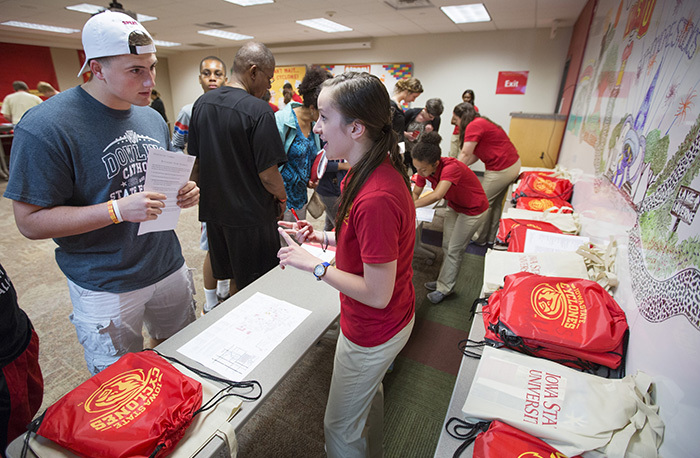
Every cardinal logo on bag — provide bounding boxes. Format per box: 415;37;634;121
527;198;554;211
532;177;557;195
530;282;587;330
84;367;163;431
517;453;568;458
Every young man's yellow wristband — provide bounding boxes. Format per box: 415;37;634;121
107;200;121;224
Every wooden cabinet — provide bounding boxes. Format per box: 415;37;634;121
508;113;567;169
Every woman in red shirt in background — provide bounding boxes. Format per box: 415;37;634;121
412;132;489;304
277;72;415;457
449;89;478;158
453;102;521;246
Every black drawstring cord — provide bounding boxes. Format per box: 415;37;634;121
445;417;490;458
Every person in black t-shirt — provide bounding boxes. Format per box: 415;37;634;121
189;42;287;292
0;261;43;456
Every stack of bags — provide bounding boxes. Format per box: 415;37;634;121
449;167;664;457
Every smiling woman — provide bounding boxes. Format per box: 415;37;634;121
277;72;416;457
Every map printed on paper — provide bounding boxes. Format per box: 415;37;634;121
177;292;311;381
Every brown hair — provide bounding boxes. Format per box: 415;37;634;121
453;102;502;148
322;72;409;237
394;78;423;95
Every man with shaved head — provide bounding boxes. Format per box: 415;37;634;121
189;42;287;292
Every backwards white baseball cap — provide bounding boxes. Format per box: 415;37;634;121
77;11;156;77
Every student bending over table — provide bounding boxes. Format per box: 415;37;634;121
277;72;416;458
453;102;521;245
412;132;489;304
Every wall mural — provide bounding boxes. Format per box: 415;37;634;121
560;0;700;329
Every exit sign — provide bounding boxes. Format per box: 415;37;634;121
496;71;529;95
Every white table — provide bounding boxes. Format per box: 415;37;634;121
7;265;340;458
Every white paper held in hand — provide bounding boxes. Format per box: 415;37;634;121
137;147;195;235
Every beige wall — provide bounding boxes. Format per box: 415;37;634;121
49;47;83;93
167;27;572;159
43;27;571;153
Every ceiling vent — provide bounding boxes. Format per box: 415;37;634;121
384;0;433;10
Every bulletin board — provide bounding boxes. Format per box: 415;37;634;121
271;65;307;108
315;63;413;100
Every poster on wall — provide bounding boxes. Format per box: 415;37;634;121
315;63;413;104
495;71;529;95
559;0;700;332
271;65;306;110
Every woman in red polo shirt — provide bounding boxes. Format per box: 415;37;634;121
453;102;521;245
277;72;415;457
412;132;489;303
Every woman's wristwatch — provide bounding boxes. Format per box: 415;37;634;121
313;262;331;281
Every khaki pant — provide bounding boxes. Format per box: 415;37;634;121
475;158;521;244
324;318;414;458
436;207;487;295
449;133;461;158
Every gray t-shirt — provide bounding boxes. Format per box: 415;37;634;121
4;86;184;293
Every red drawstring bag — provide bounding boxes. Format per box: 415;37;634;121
475;421;581;458
516;196;574;213
34;351;202;458
512;173;574;202
519;170;554;179
482;272;628;371
495;218;563;251
445;419;581;458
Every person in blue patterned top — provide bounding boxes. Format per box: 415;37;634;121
275;66;333;221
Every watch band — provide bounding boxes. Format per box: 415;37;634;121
314;262;331;281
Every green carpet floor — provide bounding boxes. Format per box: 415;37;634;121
382;252;485;456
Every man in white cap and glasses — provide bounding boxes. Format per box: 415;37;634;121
4;11;199;375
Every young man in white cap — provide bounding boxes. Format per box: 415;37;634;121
4;11;199;375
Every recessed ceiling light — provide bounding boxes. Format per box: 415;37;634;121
296;18;352;33
153;39;181;47
223;0;274;5
65;4;157;22
0;21;80;34
198;29;253;41
440;4;491;24
65;3;104;14
135;14;157;22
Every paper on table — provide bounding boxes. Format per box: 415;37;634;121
416;207;435;222
177;292;311;381
302;243;336;263
138;147;195;235
522;228;589;253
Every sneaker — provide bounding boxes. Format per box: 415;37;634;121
216;293;230;304
424;281;437;291
202;301;218;315
427;291;447;304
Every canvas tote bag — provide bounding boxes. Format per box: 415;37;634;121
462;347;664;458
503;207;581;234
482;250;589;296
